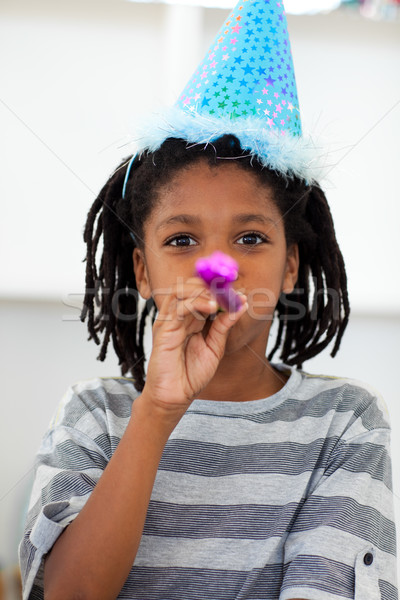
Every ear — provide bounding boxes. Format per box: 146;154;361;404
282;243;299;294
133;248;152;300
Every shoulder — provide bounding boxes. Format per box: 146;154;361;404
49;376;141;432
279;364;391;437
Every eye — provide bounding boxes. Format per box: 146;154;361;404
166;234;197;247
236;232;269;245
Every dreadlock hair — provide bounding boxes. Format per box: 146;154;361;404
81;135;350;392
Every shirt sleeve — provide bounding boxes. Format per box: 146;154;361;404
18;385;111;600
280;388;398;600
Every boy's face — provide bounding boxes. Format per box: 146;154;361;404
133;161;298;357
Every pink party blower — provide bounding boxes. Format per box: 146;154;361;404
195;251;242;313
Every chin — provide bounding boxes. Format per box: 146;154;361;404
226;319;272;355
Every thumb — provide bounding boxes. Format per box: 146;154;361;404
205;295;248;358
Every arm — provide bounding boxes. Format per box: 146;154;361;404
280;390;396;600
44;394;182;600
43;279;247;600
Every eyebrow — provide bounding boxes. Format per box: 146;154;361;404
157;213;277;229
233;213;277;228
157;214;202;229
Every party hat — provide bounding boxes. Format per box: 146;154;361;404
130;0;323;183
177;0;301;136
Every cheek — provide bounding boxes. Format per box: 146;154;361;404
247;288;280;320
246;277;281;318
145;264;185;309
245;255;288;318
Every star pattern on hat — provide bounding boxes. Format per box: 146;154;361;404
177;0;301;137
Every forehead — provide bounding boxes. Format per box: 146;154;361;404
150;162;279;221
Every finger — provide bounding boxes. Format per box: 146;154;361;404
184;276;208;287
176;295;218;321
217;293;248;327
175;280;215;303
155;287;217;321
204;294;248;354
152;295;218;351
154;280;213;314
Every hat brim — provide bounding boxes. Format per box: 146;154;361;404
129;107;327;184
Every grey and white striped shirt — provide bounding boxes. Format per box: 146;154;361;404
19;364;397;600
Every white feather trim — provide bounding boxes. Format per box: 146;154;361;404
127;107;330;183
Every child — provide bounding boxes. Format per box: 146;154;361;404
19;1;397;599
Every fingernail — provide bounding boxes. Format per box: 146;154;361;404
240;301;249;312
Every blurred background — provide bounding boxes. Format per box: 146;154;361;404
1;0;399;597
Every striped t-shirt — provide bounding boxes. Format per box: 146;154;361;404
19;364;397;600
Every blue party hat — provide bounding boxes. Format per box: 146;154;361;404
177;0;301;136
131;0;323;182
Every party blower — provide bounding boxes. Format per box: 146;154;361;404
195;251;242;313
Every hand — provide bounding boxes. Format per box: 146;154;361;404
142;276;248;415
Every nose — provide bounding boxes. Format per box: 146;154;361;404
202;235;237;261
195;249;241;287
195;237;243;284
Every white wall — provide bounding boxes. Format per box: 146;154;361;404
1;0;399;582
1;1;399;310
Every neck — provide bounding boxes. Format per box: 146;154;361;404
196;344;288;402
